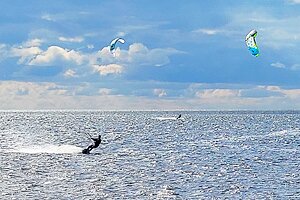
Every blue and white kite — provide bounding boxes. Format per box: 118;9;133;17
109;38;125;54
245;29;259;57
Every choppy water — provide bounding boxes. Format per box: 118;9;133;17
0;111;300;199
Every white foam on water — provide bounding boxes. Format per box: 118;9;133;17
157;185;180;198
10;144;83;154
268;129;300;137
154;117;184;121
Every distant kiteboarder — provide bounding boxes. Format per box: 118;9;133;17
176;114;182;120
82;135;101;154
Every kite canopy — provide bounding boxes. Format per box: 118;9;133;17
110;38;125;54
245;29;259;57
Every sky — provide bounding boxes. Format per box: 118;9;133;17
1;0;300;110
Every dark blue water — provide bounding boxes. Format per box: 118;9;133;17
1;111;299;199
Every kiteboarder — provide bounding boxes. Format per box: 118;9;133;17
82;135;101;154
176;114;182;119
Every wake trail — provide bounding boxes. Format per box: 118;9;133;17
7;144;83;154
154;117;184;121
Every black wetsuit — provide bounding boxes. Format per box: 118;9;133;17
87;136;101;151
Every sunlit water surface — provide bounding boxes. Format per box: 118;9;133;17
1;111;299;199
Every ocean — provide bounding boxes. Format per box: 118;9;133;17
1;111;299;199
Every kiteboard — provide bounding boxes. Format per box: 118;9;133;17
82;148;90;154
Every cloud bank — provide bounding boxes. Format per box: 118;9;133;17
1;81;300;110
4;41;182;79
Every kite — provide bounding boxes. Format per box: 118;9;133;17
109;38;125;54
245;29;259;57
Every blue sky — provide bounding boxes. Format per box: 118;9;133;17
1;0;300;110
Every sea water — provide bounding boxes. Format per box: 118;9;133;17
0;111;299;199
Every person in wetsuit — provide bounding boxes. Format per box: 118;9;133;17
87;135;101;152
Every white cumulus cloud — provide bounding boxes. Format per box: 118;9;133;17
193;28;222;35
41;14;56;21
153;88;167;97
6;40;182;79
87;44;94;49
98;88;112;95
287;0;300;4
0;44;10;61
29;46;84;66
11;46;43;64
91;43;183;76
23;38;44;47
93;64;124;76
196;89;240;99
270;62;286;68
118;43;183;67
58;36;84;43
63;69;78;78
